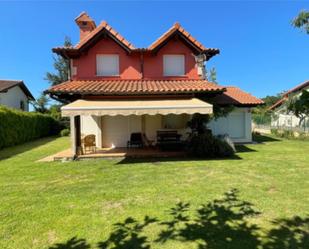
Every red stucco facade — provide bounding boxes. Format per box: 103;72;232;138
72;37;199;80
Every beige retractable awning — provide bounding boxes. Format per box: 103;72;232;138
61;98;212;116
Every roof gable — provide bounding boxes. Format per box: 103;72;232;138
269;80;309;110
53;16;219;60
148;22;219;58
149;23;205;52
75;21;136;52
0;80;34;100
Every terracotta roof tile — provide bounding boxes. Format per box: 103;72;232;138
148;22;218;53
53;21;219;59
284;80;309;96
268;80;309;110
213;86;264;106
75;21;135;50
268;97;287;111
46;79;224;95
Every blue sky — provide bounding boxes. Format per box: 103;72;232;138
1;1;308;100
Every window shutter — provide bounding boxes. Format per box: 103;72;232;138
96;55;119;76
163;55;185;76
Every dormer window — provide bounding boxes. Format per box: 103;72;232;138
163;55;185;76
96;54;119;76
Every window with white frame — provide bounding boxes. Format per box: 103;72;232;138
96;54;119;76
163;54;185;76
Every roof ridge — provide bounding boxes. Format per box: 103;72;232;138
53;21;219;60
0;79;23;82
268;79;309;110
285;79;309;95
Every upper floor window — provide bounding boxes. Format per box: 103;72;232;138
96;54;119;76
163;55;185;76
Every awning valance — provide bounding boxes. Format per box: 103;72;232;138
61;98;213;116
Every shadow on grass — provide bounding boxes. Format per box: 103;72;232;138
49;237;90;249
116;154;242;165
48;189;309;249
253;134;281;143
236;145;257;153
0;136;57;160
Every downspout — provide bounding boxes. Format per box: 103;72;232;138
63;51;71;80
140;51;144;79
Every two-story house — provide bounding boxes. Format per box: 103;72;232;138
45;12;263;157
0;80;34;111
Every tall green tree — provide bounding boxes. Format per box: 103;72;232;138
287;90;309;127
209;67;217;83
31;93;49;113
45;37;72;86
292;10;309;34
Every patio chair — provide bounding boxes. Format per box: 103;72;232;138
142;133;155;147
82;134;96;154
127;133;143;148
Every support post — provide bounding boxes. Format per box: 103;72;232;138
70;115;81;158
75;115;81;156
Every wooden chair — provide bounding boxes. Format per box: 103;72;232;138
82;134;96;154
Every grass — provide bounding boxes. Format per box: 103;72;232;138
0;135;308;248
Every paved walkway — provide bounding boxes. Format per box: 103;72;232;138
37;149;73;162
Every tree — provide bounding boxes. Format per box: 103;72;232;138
292;10;309;34
31;93;49;113
45;36;72;86
287;90;309;127
208;67;217;83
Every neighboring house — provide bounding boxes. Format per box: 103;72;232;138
45;12;263;156
269;80;309;128
0;80;34;111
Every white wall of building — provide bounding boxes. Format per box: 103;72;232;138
101;115;142;147
144;115;162;142
271;86;309;128
271;112;301;128
0;86;29;111
208;108;252;143
80;115;102;148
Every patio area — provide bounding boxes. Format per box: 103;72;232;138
39;147;186;162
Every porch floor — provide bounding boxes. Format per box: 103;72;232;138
79;147;186;159
40;147;186;161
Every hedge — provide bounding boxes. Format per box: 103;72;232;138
0;106;62;149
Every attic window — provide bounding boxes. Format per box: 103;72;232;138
82;21;88;26
163;55;185;76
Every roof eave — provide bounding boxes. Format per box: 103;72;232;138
45;88;225;96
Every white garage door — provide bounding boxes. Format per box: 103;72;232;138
228;112;245;139
102;115;142;148
208;109;248;141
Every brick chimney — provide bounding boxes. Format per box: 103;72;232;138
75;12;96;41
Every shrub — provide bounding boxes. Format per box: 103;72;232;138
187;133;235;158
0;106;61;149
271;128;279;136
283;130;294;138
60;128;70;137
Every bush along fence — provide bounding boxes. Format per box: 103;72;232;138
0;106;62;149
270;128;309;140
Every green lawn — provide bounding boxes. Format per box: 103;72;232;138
0;135;308;249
